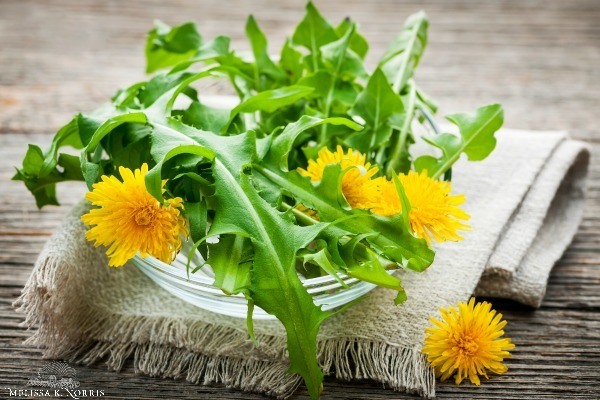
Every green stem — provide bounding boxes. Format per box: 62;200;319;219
281;202;319;226
310;22;319;72
369;86;381;150
385;81;416;177
319;24;355;143
392;21;420;93
319;85;335;143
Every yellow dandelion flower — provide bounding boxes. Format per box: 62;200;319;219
81;163;188;267
371;170;470;243
422;298;515;385
298;146;379;209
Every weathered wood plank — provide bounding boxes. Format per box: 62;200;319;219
0;0;599;398
0;0;599;134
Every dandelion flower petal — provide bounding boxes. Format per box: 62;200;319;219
81;163;188;267
372;170;470;243
423;298;515;385
298;145;379;209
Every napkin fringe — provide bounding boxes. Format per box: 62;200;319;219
15;247;435;399
319;339;435;397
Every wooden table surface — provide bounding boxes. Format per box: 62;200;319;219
1;0;599;398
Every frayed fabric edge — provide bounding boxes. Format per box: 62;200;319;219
14;240;435;399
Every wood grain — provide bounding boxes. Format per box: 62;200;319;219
0;0;599;399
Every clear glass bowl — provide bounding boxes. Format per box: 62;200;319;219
132;242;377;320
133;106;440;320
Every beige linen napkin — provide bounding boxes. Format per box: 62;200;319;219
475;140;590;305
15;130;590;399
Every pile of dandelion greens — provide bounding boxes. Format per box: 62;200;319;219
14;3;504;398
